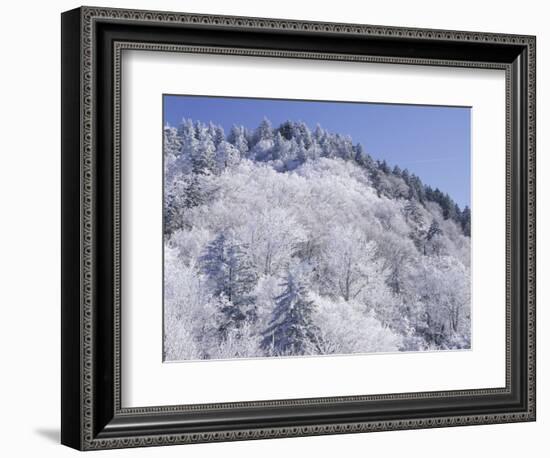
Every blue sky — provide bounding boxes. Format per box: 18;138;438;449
164;95;471;208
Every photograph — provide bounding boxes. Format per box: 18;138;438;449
56;3;537;452
162;95;472;362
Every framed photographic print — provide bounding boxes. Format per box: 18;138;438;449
61;6;536;450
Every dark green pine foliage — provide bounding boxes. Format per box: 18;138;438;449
401;168;410;185
378;159;390;174
409;175;425;203
461;206;471;236
370;168;382;197
261;271;320;356
427;219;443;241
200;234;257;336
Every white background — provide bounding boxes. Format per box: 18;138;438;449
0;0;546;457
123;52;506;406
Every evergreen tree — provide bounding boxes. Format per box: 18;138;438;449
424;185;434;202
280;138;299;169
409;175;425;203
163;124;184;183
378;160;391;174
425;219;444;255
454;203;461;221
277;120;294;141
207;121;225;146
296;139;308;163
182;124;217;208
163;174;188;235
313;124;325;143
178;119;198;157
254;117;274;143
261;269;320;356
297;121;313;148
370;168;382;197
404;201;427;253
354;143;367;167
184;175;204;208
163;125;182;159
439;193;455;220
335;134;354;160
271;132;288;161
227;125;249;157
404;200;424;225
318;132;333;158
216;140;240;169
461;206;471;236
191;131;216;175
355;144;376;173
401;168;410;185
427;219;443;241
200;234;258;336
407;185;418;201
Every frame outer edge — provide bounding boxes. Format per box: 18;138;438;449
526;36;536;421
80;6;96;451
61;7;85;451
70;6;536;450
80;5;535;43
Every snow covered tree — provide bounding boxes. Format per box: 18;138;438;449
322;227;384;302
379;233;415;295
440;193;455;220
409;175;425;203
207;121;225;146
164;173;189;234
261;268;320;356
378;159;390;174
354;143;374;171
227;125;249;157
177;126;217;209
370;168;383;197
254;117;274;143
164;125;181;164
250;118;275;161
236;206;307;277
200;234;258;336
425;219;444;255
163;248;218;360
271;132;290;162
191;126;217;175
311;294;402;354
404;200;428;253
412;255;470;348
461;206;471;236
178;119;197;156
296;139;309;164
216;140;241;169
427;220;443;240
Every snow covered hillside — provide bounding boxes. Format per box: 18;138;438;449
163;118;471;361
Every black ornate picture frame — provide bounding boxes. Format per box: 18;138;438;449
61;6;536;451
